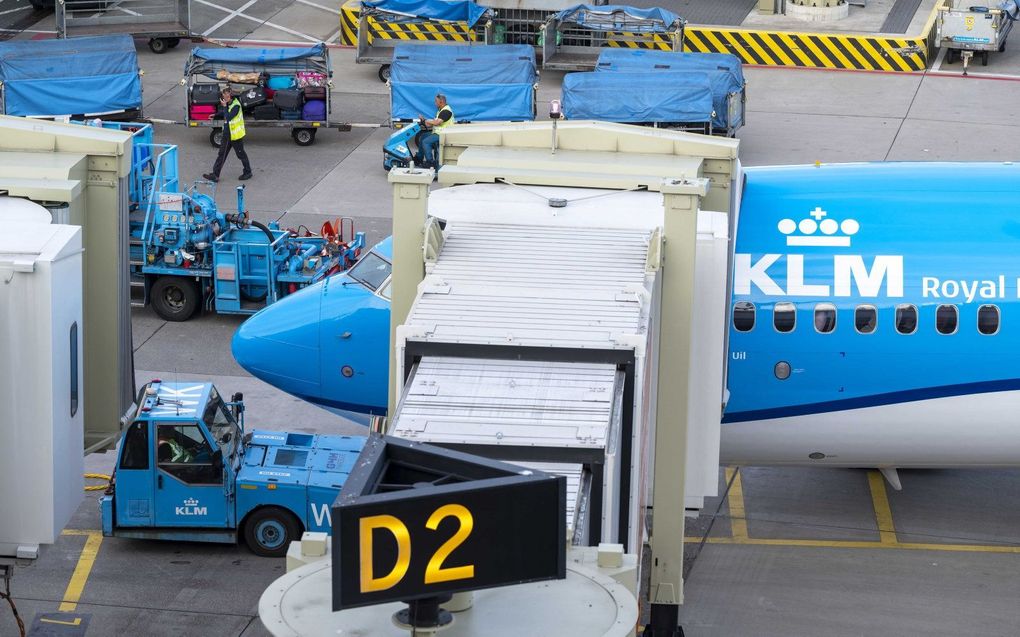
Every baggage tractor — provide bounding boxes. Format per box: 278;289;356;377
252;104;280;120
273;89;304;111
302;99;326;121
192;83;221;105
238;87;268;108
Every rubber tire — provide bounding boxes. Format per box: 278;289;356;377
292;128;316;146
150;276;199;322
149;38;169;54
946;48;957;64
244;508;300;558
167;37;181;48
982;51;989;66
999;41;1006;53
378;64;391;82
210;128;224;148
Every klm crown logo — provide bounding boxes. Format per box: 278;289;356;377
184;498;199;507
778;207;859;248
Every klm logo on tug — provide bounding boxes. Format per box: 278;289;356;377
177;497;207;516
735;207;903;298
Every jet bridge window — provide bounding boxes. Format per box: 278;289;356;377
936;304;958;335
978;305;1000;335
814;303;836;333
854;305;877;334
895;304;918;335
732;301;755;332
773;302;796;333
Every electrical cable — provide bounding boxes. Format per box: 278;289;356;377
0;566;25;637
84;473;112;492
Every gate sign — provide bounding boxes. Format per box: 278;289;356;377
332;435;566;610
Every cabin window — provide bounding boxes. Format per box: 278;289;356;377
120;421;149;470
774;302;796;333
936;305;958;335
814;303;836;333
157;424;221;484
854;305;877;334
895;304;917;335
977;304;999;335
732;301;755;332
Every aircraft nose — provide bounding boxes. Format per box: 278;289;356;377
231;285;323;398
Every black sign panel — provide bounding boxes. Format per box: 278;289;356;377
332;435;566;610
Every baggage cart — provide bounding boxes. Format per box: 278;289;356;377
541;4;684;72
938;0;1019;66
356;0;494;81
55;0;193;54
184;44;351;147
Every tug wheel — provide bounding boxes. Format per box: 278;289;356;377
244;507;301;558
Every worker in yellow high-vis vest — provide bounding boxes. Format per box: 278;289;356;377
204;88;253;183
415;93;454;170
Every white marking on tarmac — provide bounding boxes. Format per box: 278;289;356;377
0;6;30;15
201;0;260;37
295;0;339;14
325;27;340;43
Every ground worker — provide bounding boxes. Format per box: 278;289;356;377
204;87;253;182
416;93;454;169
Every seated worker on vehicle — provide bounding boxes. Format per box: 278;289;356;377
158;436;195;463
415;93;455;169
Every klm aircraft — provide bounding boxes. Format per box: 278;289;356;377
232;162;1020;470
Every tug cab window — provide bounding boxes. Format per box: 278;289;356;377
732;302;755;332
120;421;149;470
814;303;836;333
895;304;918;334
978;305;1000;335
157;423;221;484
774;302;796;333
936;305;958;335
855;305;877;334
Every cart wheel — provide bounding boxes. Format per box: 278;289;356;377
999;41;1006;53
378;64;391;82
292;128;317;146
209;128;224;148
150;276;199;322
148;38;169;54
167;37;181;48
946;48;956;64
982;51;989;66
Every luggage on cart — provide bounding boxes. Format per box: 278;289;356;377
296;71;326;87
302;86;327;101
281;109;302;120
303;99;326;121
274;89;304;110
190;104;217;120
267;75;296;90
238;87;268;108
252;104;281;120
192;83;221;105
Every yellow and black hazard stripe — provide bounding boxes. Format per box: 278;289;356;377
684;27;929;72
365;19;478;43
340;0;359;46
605;31;676;51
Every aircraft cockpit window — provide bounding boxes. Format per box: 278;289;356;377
855;305;877;334
732;302;755;332
814;303;836;333
347;252;392;291
773;302;796;333
978;304;1000;335
936;304;959;335
895;304;918;335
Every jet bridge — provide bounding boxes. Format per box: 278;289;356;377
385;121;738;633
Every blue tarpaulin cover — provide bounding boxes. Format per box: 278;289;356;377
190;44;327;64
562;72;713;124
363;0;489;26
553;4;682;31
0;35;141;117
595;49;743;128
390;44;537;121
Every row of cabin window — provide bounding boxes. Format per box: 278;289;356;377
732;302;1001;336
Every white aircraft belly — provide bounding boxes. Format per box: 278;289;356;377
720;391;1020;468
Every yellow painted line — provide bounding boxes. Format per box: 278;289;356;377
777;32;813;66
686;536;1020;554
41;617;83;626
724;467;749;541
58;530;102;612
867;470;898;545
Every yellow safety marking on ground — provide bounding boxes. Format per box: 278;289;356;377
57;530;102;612
688;536;1020;554
867;470;898;545
340;0;359;46
40;617;83;626
724;467;749;540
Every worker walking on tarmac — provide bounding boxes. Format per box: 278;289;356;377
415;93;455;169
204;87;252;183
